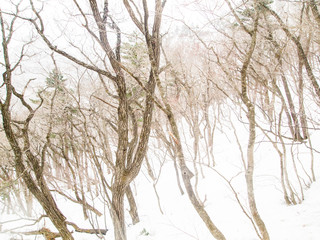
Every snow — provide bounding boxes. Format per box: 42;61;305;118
1;176;320;240
1;115;320;240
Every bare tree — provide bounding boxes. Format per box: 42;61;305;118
157;28;227;240
17;0;166;239
236;1;269;238
0;4;75;239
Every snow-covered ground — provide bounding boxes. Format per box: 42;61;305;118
1;166;320;240
132;178;320;240
1;114;320;240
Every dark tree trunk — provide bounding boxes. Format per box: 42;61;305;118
1;111;74;239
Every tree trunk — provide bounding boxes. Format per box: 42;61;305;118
111;185;126;240
165;107;226;240
240;4;270;239
22;168;74;239
1;107;74;240
126;185;140;225
245;107;270;240
265;6;320;102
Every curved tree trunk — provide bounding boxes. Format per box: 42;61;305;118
239;3;270;239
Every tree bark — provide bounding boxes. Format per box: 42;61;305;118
111;183;127;240
167;110;226;240
239;3;270;239
155;70;226;239
264;6;320;102
1;110;74;239
1;10;74;239
126;185;140;225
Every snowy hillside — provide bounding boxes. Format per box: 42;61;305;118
1;114;320;240
1;0;320;240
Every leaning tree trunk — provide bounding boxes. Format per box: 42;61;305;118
1;109;74;240
33;179;74;239
168;112;226;240
154;70;226;239
1;19;73;236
